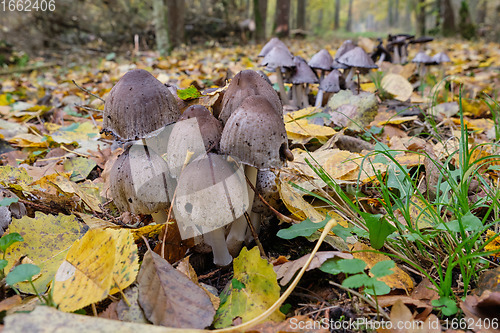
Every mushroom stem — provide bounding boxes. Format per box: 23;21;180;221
276;67;290;105
291;84;299;108
205;227;233;266
226;165;258;257
302;84;309;107
314;90;324;107
393;46;401;64
377;53;386;67
345;68;355;83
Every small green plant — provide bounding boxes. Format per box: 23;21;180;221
0;232;24;279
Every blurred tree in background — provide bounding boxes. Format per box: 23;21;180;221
0;0;499;60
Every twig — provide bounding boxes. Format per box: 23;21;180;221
243;211;266;258
328;281;390;321
72;80;105;102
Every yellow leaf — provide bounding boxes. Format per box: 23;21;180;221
394;153;424;167
53;229;116;312
285;119;335;144
278;180;324;222
378;116;418;126
109;229;139;294
351;243;414;292
381;74;413;102
5;213;85;294
0;165;33;192
130;224;166;242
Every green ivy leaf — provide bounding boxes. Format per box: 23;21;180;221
0;259;7;270
432;296;458;316
277;217;329;240
437;211;482;233
337;258;366;274
6;264;40;286
0;197;18;207
361;212;395;250
177;85;202;100
0;232;24;253
330;224;352;241
364;278;391;295
231;278;245;290
370;260;395;278
342;273;370;289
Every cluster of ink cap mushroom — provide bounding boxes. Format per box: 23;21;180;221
259;34;450;110
103;67;293;267
104;35;450;267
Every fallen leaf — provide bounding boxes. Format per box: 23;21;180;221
214;247;284;328
274;251;353;285
381;74;413;102
137;248;215;328
278;180;324;222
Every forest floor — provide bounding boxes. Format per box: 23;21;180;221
0;37;499;332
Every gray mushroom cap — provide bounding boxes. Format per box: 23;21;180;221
432;52;451;63
109;144;170;215
337;47;378;69
220;95;293;169
173;153;249;236
261;46;295;69
412;52;434;64
308;49;334;71
219;70;282;125
180;105;223;151
334;40;356;60
103;69;180;141
258;37;290;57
288;56;319;84
319;69;342;93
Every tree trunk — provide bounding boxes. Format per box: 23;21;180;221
334;0;340;30
346;0;353;32
394;0;399;26
274;0;290;37
253;0;267;41
297;0;306;31
416;0;426;36
153;0;169;56
442;0;455;36
166;0;185;48
476;0;486;25
388;0;394;27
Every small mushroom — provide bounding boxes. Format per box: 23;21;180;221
166;105;222;180
432;52;451;64
370;38;392;66
337;47;378;84
258;37;290;57
308;49;333;82
287;56;319;108
412;51;434;79
315;69;343;107
109;144;172;226
261;46;295;106
173;153;249;266
219;70;282;125
220;95;293;254
103;69;180;141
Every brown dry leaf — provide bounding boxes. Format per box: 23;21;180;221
274;251;353;286
351;243;413;293
0;295;22;312
99;301;119;320
153;222;194;264
246;315;330;333
381;74;413;102
381;300;442;333
116;286;149;324
176;257;220;310
137;249;215;328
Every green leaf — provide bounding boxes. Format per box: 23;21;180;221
337;258;366;274
0;232;24;253
364;278;391;295
177;85;202;100
342;273;370;289
437;211;482;233
0;259;7;270
361;212;396;250
231;278;245;290
330;224;352;241
6;264;40;285
276;217;329;240
0;197;18;207
320;259;342;275
370;260;395;278
432;296;458;316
